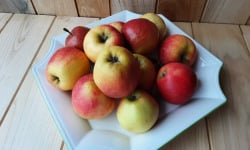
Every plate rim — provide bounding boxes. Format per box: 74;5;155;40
32;10;227;150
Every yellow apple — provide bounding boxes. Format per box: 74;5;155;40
93;46;140;98
46;47;90;91
83;24;124;62
117;89;159;133
133;54;156;91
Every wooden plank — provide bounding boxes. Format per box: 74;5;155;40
156;0;206;22
32;0;78;16
0;13;12;32
201;0;250;24
110;0;156;15
246;17;250;25
241;25;250;52
0;14;54;123
0;0;35;14
76;0;110;17
192;23;250;150
0;16;99;150
161;22;210;150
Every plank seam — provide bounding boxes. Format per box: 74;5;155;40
0;15;56;127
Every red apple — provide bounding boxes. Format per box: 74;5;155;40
160;34;197;66
117;89;159;133
141;12;168;41
109;21;124;32
46;47;90;91
63;26;89;50
122;18;160;55
72;74;115;119
133;54;156;90
157;62;198;104
83;24;124;62
93;46;140;98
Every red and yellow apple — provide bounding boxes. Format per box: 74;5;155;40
122;18;160;54
83;24;124;62
160;34;197;66
64;26;89;50
93;46;140;98
46;47;90;91
72;74;115;119
117;89;159;133
157;62;198;104
109;21;124;32
141;12;168;41
133;54;156;90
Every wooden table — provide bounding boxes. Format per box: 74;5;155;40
0;13;249;150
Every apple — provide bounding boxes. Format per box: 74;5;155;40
157;62;198;104
117;89;159;133
46;47;90;91
72;73;115;119
122;18;160;55
141;12;168;41
93;46;140;98
109;21;124;32
63;26;89;50
83;24;124;62
133;54;156;90
160;34;197;66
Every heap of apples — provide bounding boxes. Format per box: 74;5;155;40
46;13;198;133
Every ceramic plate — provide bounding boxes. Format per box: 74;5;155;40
32;10;227;150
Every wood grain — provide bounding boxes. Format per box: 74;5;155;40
0;14;54;123
0;0;35;14
161;22;210;150
241;25;250;52
201;0;250;24
32;0;78;16
76;0;110;17
0;16;99;150
156;0;206;22
192;23;250;150
110;0;156;14
0;13;12;32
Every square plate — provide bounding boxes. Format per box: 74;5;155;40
32;10;227;150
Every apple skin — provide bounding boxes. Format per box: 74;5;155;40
157;62;198;105
46;47;90;91
83;24;124;62
72;73;115;119
160;34;197;66
141;12;168;41
109;21;124;32
117;89;159;133
64;26;89;50
133;54;156;91
122;18;160;55
93;46;140;98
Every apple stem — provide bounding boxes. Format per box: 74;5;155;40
63;28;73;35
128;94;137;101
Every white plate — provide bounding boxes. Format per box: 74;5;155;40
32;10;227;150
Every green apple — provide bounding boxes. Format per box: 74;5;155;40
46;47;90;91
117;89;159;133
93;46;140;98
